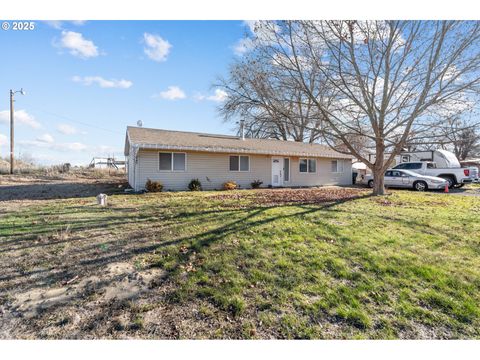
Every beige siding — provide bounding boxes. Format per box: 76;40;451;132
126;147;136;188
135;150;270;191
288;157;352;187
134;149;352;191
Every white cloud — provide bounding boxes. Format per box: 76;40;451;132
72;75;133;89
57;123;79;135
58;31;99;59
233;38;254;56
61;142;87;151
19;139;87;152
195;89;228;102
0;109;41;129
143;33;171;62
18;140;119;156
154;86;186;100
233;21;282;56
0;134;7;147
36;133;54;144
71;20;87;26
45;20;87;29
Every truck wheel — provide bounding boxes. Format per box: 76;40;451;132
413;181;428;191
368;180;374;188
438;176;455;189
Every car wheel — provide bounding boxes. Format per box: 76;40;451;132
454;183;465;188
413;181;428;191
439;176;455;189
368;180;374;188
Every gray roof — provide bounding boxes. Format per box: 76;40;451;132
125;126;352;159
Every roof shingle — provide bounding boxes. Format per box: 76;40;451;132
126;126;352;159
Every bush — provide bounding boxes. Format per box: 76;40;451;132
188;178;202;191
251;179;263;189
222;180;237;190
145;179;163;192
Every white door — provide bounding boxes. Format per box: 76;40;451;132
272;158;283;187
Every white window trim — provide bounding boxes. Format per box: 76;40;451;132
159;152;187;172
331;159;344;174
299;158;317;174
283;157;290;182
229;155;250;172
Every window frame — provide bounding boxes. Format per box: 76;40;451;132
331;159;344;173
229;155;250;172
158;151;187;172
299;158;317;174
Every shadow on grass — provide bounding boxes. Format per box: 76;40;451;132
0;192;372;338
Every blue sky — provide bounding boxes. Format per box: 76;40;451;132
0;20;249;165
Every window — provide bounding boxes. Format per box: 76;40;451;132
331;160;344;173
391;171;402;177
229;155;249;171
299;159;308;173
173;153;186;171
299;158;316;173
159;152;186;171
426;162;436;169
394;163;407;169
404;163;422;170
284;158;290;181
229;156;239;171
385;171;393;177
240;156;249;171
159;152;172;171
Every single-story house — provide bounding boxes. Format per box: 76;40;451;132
124;126;353;191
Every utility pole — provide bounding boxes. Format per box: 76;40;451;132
9;90;14;174
9;88;25;175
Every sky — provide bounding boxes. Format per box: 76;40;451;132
0;20;251;165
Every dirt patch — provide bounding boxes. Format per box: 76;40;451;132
0;173;127;202
0;261;165;338
10;262;164;318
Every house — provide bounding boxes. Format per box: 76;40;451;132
124;126;353;191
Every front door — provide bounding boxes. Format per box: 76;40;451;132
271;158;283;187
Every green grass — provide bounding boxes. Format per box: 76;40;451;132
1;187;479;339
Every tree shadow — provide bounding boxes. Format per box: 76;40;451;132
0;191;369;338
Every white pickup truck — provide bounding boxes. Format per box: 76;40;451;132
392;161;477;188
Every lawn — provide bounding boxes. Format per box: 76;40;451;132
0;184;479;339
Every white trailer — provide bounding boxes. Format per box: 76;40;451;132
368;149;461;168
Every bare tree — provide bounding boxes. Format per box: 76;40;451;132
443;118;480;160
230;21;480;195
217;51;326;143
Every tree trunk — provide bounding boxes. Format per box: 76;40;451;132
372;145;387;196
372;167;386;195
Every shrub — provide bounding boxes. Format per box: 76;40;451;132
145;179;163;192
188;178;202;191
251;179;263;189
223;180;237;190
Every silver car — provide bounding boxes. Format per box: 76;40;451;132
365;169;448;191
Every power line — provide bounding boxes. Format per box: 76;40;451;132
21;102;124;135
